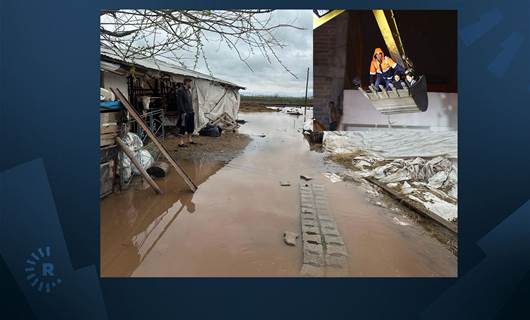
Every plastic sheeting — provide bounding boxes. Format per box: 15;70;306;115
330;129;459;223
118;132;154;181
323;129;457;158
192;78;240;132
348;155;458;222
131;149;154;175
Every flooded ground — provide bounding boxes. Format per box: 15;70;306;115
100;111;457;277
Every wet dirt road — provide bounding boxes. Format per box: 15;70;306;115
100;112;457;277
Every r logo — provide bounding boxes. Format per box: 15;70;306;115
25;246;62;293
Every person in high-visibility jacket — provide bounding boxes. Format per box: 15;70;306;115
369;48;405;91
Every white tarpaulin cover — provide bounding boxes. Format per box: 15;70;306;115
328;129;458;223
323;129;457;158
101;49;243;133
192;78;240;132
343;155;458;222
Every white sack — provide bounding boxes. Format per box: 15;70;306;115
323;129;457;158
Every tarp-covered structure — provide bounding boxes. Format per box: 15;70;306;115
100;48;245;132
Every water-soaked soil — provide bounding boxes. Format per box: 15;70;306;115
326;153;458;255
152;131;251;163
100;112;457;277
239;102;279;112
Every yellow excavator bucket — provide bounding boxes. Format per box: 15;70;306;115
360;76;428;115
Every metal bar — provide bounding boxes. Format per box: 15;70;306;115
379;85;390;97
304;67;309;122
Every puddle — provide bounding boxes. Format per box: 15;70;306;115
101;111;456;277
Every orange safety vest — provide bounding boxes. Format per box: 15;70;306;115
369;48;397;76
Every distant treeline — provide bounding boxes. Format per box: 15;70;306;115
241;95;313;105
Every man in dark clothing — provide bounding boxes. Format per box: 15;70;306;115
176;78;196;147
328;101;340;131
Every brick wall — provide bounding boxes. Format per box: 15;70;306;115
313;13;349;128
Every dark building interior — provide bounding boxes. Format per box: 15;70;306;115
313;10;457;127
345;10;457;92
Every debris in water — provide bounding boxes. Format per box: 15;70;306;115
322;172;342;183
401;181;414;194
146;161;169;178
280;181;291;186
393;217;410;226
375;201;388;208
387;182;399;188
283;231;299;246
300;175;312;181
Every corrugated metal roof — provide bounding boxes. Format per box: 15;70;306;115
100;48;245;89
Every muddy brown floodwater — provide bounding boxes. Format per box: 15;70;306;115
101;111;457;277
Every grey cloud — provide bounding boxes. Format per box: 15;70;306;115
192;10;313;97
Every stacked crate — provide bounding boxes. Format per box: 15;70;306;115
100;110;121;198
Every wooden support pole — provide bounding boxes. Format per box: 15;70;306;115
112;88;197;192
115;137;162;195
304;67;309;122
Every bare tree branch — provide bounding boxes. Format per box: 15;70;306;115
100;10;304;78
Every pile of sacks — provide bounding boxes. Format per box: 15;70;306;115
119;132;154;181
344;155;458;222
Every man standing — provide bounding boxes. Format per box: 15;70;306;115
369;47;405;91
329;101;341;131
176;78;196;147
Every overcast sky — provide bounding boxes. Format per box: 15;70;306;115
192;10;313;97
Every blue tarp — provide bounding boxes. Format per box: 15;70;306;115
99;101;122;109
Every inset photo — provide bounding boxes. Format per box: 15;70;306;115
313;9;457;275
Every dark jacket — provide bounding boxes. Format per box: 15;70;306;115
176;86;193;113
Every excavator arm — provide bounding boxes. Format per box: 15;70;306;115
358;10;428;114
372;10;408;68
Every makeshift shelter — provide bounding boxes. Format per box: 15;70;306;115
100;48;245;132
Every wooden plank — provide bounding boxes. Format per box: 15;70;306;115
116;137;162;195
100;111;121;124
100;139;114;147
112;88;197;192
100;160;115;198
100;133;118;146
100;144;118;163
101;132;118;138
100;132;118;146
101;124;118;134
367;177;457;234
